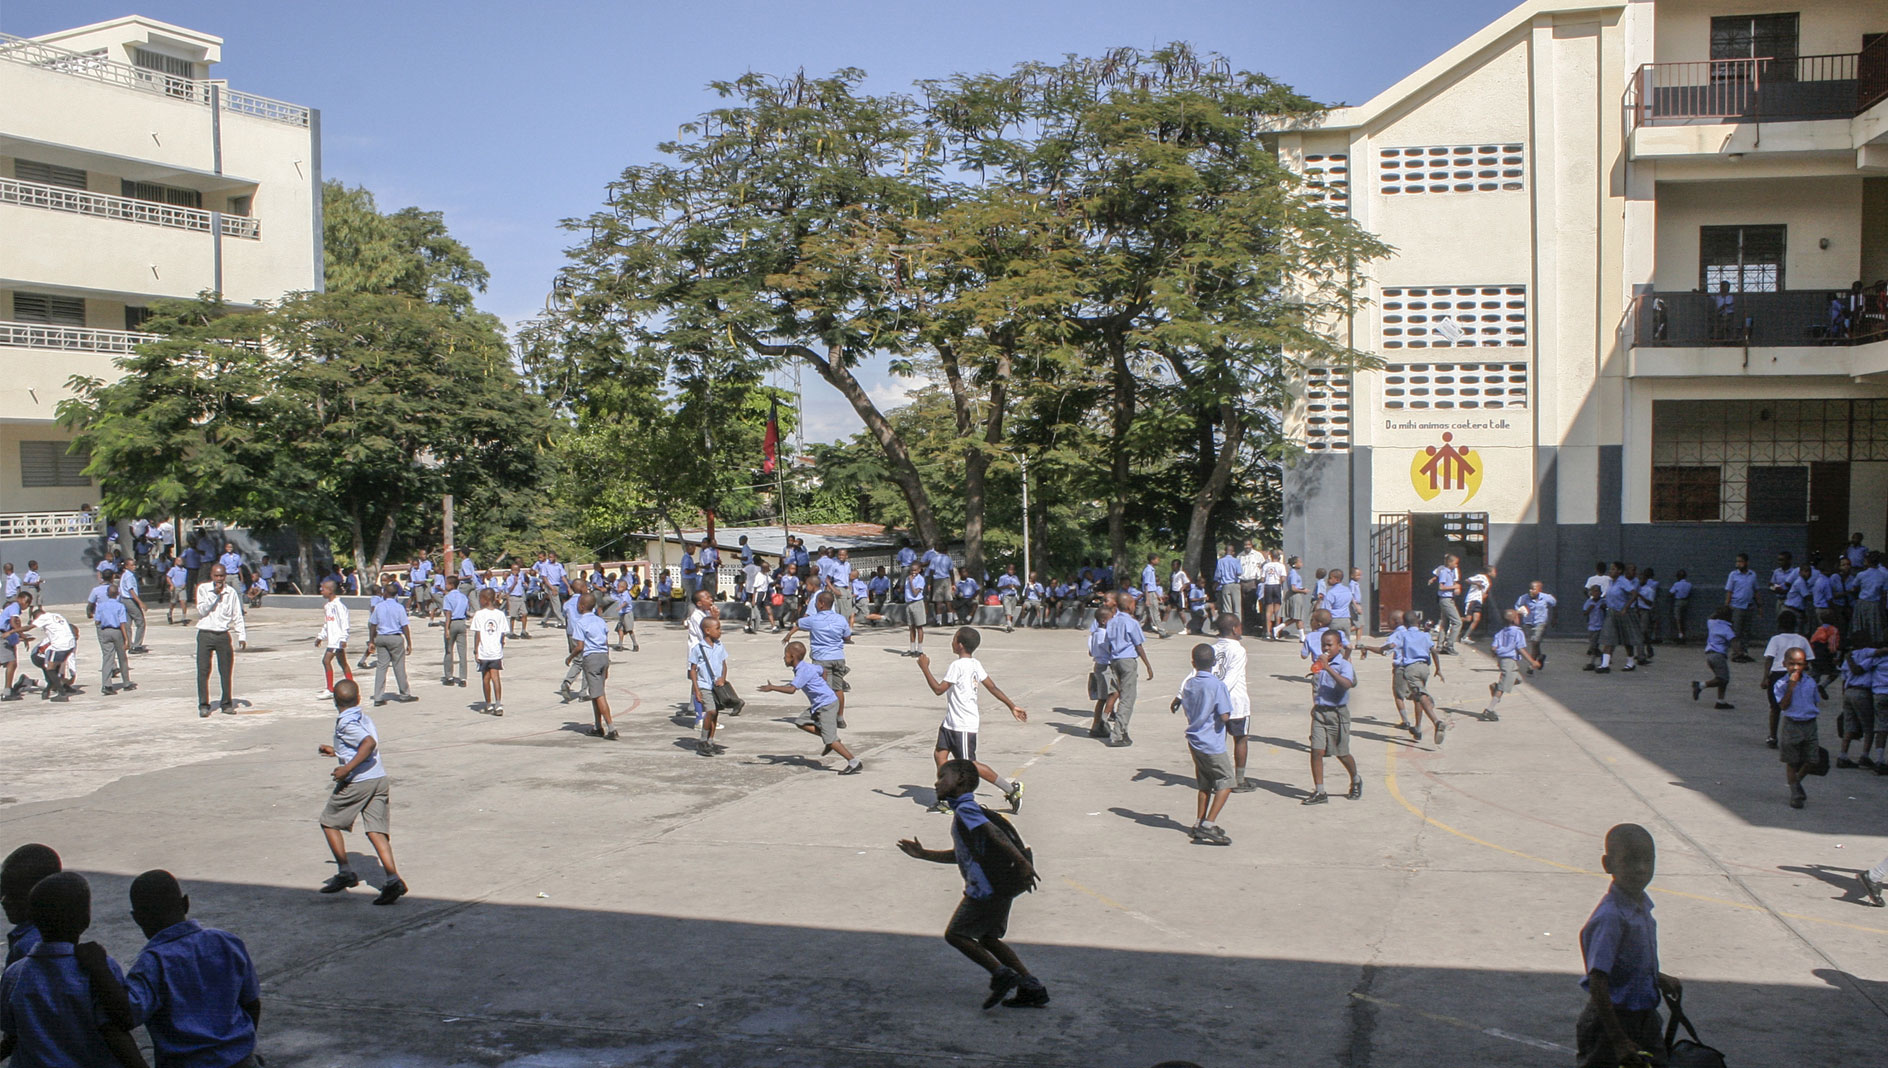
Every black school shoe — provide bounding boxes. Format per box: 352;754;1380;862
319;871;360;894
372;879;408;906
1347;780;1363;801
1004;979;1051;1008
983;967;1021;1009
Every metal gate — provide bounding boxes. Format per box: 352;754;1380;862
1372;513;1411;633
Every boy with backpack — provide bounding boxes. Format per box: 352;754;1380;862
1577;823;1681;1067
897;758;1049;1010
916;627;1026;812
689;617;743;756
1171;643;1235;844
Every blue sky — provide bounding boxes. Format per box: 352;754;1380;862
2;0;1517;439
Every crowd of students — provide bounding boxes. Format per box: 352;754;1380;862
11;526;1888;1064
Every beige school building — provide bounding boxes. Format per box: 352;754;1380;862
1275;0;1888;628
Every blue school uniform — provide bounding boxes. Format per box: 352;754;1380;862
0;940;128;1068
1579;885;1660;1011
1491;624;1526;660
124;920;260;1068
4;923;39;968
1178;669;1231;753
1705;619;1734;655
948;791;996;900
1723;569;1758;610
792;658;837;710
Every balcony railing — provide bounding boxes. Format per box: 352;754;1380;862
0;512;101;541
0;177;261;239
1630;290;1888;348
0;33;310;127
1627;53;1869;128
0;319;161;354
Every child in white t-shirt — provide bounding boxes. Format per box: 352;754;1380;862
471;589;508;715
917;627;1027;813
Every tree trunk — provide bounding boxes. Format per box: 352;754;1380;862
1183;399;1245;583
735;331;942;549
1106;340;1133;579
348;505;367;580
961;343;1015;581
369;507;399;577
295;527;316;594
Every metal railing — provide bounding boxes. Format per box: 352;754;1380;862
1627;53;1864;128
0;33;310;127
1863;34;1888;113
1630;290;1888;348
0;512;102;541
0;177;261;239
0;319;161;354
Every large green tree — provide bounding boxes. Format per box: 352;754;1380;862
60;183;552;581
547;47;1383;577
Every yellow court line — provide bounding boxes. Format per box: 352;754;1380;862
1382;742;1888;936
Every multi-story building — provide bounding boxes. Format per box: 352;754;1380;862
1;15;320;534
1275;0;1887;630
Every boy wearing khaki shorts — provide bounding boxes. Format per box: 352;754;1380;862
315;680;407;905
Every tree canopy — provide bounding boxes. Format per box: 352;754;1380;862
58;181;553;580
536;44;1385;577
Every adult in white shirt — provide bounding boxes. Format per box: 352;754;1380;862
1584;562;1614;601
315;579;352;698
195;563;248;717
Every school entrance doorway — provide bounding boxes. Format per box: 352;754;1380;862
1372;511;1487;633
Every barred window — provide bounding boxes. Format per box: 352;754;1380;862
1651;398;1888;522
1651;466;1722;522
13;159;87;189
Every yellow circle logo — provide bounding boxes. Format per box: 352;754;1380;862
1410;432;1483;503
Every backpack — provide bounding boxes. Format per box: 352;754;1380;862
976;807;1039;898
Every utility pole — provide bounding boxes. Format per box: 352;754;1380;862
441;494;455;575
1020;453;1032;583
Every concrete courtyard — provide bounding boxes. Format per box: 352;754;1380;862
3;603;1885;1067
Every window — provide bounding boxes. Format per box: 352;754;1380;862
226;194;253;218
1700;225;1785;293
11;293;86;326
1381;362;1529;410
1712;13;1799;81
1377;144;1524;195
1379;286;1529;348
1746;466;1808;522
132;48;195;78
124;306;153;331
120;180;202;210
18;441;92;488
1651;398;1888;522
13;159;87;190
1301;154;1349;213
1300;366;1351;451
1651;466;1722;522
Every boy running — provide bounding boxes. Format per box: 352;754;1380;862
471;589;507;715
897;759;1048;1010
1482;609;1540;724
1691;606;1737;710
760;640;862;774
916;627;1026;812
316;680;407;904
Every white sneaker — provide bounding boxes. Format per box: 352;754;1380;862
317;688;334;699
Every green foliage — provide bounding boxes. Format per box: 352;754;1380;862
59;184;554;576
543;45;1386;572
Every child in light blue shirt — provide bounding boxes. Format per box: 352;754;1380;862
1172;644;1234;844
